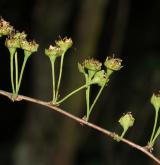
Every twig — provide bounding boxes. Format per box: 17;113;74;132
0;90;159;164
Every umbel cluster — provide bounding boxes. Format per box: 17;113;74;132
0;17;160;150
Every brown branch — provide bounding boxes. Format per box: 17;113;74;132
0;89;159;164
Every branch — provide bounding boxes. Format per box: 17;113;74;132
0;90;159;164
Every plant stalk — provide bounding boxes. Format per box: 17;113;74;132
151;126;160;147
57;84;88;104
10;51;15;95
56;52;65;100
16;55;29;96
15;52;18;92
149;110;159;143
50;60;56;103
89;84;105;115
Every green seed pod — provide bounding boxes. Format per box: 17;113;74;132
5;32;28;55
92;70;108;87
83;58;102;79
119;112;135;131
5;32;27;49
55;37;73;53
151;92;160;112
104;56;122;74
83;58;102;71
45;45;63;61
0;17;14;37
20;40;39;54
78;58;102;79
5;38;18;55
5;35;20;49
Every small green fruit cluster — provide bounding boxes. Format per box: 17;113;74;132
2;17;160;154
78;56;122;121
0;17;39;100
45;37;73;59
44;37;73;103
148;92;160;149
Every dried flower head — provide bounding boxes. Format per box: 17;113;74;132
5;31;27;49
104;56;122;71
20;40;39;54
0;17;14;37
119;112;135;131
55;37;73;53
151;92;160;112
83;58;102;71
45;45;63;57
78;58;102;79
14;31;27;40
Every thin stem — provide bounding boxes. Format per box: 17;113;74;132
16;55;28;96
89;76;110;116
85;75;91;121
151;126;160;146
86;84;90;121
15;52;18;92
120;129;127;139
149;110;159;143
56;52;65;100
10;52;15;94
0;90;159;164
50;60;56;103
57;84;88;104
115;129;128;142
89;84;105;115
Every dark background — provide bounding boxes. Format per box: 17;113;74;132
0;0;160;165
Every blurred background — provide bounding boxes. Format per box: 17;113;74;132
0;0;160;164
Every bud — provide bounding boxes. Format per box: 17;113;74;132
92;70;108;87
55;37;73;53
0;17;14;37
104;56;122;76
151;92;160;112
119;112;135;131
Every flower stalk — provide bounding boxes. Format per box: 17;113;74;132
55;52;65;100
78;56;122;121
10;50;16;96
115;112;135;142
14;52;18;93
148;92;160;148
45;37;73;103
5;31;38;100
